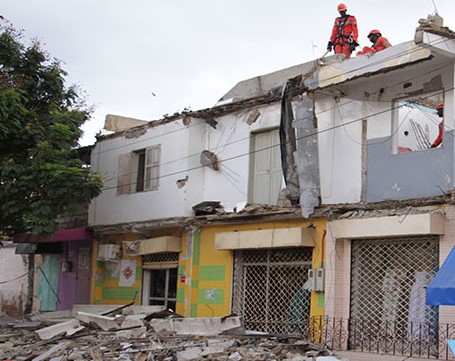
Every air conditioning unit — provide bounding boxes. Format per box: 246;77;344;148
307;268;325;292
97;244;120;261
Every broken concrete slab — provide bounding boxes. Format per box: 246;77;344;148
75;311;119;331
35;319;83;340
112;326;147;339
31;341;69;361
121;305;166;315
176;340;236;361
70;304;165;317
150;316;242;336
120;314;146;329
12;321;42;330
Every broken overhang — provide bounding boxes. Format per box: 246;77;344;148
214;227;316;250
304;40;433;90
123;236;181;256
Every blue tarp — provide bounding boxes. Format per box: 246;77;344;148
426;246;455;306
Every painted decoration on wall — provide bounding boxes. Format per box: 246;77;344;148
78;248;90;269
119;259;136;287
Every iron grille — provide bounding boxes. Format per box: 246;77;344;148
143;252;179;264
233;248;312;335
349;236;439;356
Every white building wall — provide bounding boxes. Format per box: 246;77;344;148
0;244;28;316
317;94;363;204
89;102;282;226
199;103;282;209
89;119;191;225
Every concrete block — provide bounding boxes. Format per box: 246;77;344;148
31;342;69;361
150;316;242;336
120;314;145;329
113;326;147;339
75;311;119;331
35;319;83;340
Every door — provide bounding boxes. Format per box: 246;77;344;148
76;246;91;304
38;254;60;311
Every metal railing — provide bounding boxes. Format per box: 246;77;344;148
305;316;455;360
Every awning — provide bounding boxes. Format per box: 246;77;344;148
123;236;181;256
215;227;316;251
426;246;455;305
15;242;62;254
14;228;92;243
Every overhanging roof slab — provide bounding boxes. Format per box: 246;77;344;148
305;41;433;90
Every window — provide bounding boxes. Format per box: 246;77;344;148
143;268;177;311
117;145;161;195
250;129;283;205
393;92;443;153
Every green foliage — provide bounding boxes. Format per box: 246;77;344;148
0;20;103;236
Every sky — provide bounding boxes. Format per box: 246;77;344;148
3;0;455;146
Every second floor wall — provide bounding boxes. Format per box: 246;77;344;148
89;102;292;226
315;44;455;204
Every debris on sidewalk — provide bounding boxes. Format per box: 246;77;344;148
0;306;348;361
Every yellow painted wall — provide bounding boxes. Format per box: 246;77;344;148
91;235;142;305
175;218;326;319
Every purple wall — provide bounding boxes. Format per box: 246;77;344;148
57;239;92;311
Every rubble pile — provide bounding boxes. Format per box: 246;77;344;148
0;306;347;361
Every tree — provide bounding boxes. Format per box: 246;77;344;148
0;20;103;236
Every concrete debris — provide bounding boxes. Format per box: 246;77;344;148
150;316;242;336
75;311;120;331
35;319;84;340
0;313;349;361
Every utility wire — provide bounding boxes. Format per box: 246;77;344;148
100;83;451;191
99;86;452;194
91;35;452;158
94;39;454;191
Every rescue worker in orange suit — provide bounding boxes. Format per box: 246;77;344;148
431;103;444;148
327;3;359;58
357;30;392;55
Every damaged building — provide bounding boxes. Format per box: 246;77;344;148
6;13;455;360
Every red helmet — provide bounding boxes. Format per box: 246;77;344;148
368;29;381;37
337;3;347;11
436;103;444;109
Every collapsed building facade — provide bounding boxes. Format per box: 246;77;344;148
8;14;455;360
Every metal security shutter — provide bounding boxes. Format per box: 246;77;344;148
143;252;179;269
349;236;439;354
232;248;312;335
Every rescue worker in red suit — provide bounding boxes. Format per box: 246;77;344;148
327;3;359;58
431;103;444;148
357;30;392;55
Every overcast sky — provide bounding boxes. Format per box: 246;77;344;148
3;0;455;146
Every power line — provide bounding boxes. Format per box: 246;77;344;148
99;86;452;194
100;67;452;189
94;39;454;192
91;35;452;159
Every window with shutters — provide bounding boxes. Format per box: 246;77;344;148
249;129;282;205
117;145;161;195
